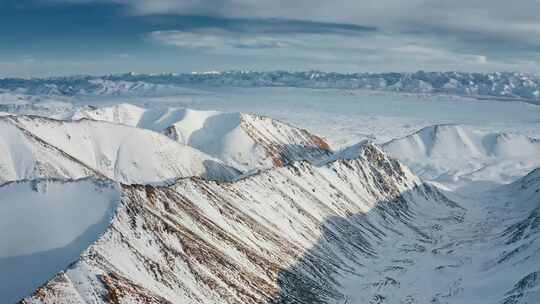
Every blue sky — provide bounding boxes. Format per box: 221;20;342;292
1;0;540;77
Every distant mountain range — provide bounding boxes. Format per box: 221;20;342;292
2;71;540;103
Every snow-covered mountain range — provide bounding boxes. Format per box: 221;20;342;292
2;71;540;103
0;98;539;303
18;143;457;303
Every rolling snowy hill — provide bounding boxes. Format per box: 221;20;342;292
383;124;540;189
0;115;239;184
72;104;332;172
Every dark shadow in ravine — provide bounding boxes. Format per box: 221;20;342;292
266;184;462;304
202;159;242;181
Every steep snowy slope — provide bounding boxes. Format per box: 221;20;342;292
21;143;465;304
383;124;540;188
72;104;332;172
0;178;120;304
2;116;239;184
0;117;95;184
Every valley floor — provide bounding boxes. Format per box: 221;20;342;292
336;184;540;304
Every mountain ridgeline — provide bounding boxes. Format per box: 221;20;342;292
21;143;464;303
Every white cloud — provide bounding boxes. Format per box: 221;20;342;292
54;0;540;38
149;30;288;50
45;0;540;58
9;0;540;74
148;29;529;73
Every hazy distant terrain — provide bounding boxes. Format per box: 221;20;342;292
2;71;540;104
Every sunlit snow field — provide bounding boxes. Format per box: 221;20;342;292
76;87;540;148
